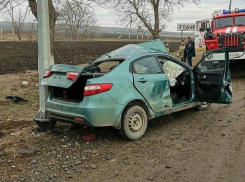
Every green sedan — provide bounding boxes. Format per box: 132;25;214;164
36;39;232;140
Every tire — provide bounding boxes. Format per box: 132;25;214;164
196;102;212;111
119;105;148;140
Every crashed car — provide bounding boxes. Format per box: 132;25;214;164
36;39;232;140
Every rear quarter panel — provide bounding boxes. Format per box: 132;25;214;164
86;56;155;117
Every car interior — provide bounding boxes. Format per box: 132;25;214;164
158;57;192;104
83;60;123;74
53;60;124;102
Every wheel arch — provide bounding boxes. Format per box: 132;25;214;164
114;99;152;129
125;99;151;118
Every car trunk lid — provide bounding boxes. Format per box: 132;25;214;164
41;64;108;102
41;64;84;88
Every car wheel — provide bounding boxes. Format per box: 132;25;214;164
196;102;212;111
119;105;148;140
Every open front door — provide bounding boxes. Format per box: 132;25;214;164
193;48;232;104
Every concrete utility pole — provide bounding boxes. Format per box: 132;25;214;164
34;0;51;121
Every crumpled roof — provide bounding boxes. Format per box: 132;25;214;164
94;39;168;62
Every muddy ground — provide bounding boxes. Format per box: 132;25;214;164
0;41;245;182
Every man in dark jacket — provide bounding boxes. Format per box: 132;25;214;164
185;37;196;67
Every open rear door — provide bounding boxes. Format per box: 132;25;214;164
193;48;232;104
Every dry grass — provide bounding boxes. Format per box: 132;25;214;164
0;71;39;121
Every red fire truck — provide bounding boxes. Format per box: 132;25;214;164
198;8;245;63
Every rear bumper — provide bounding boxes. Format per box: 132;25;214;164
45;92;125;127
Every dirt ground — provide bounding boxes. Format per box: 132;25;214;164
0;41;245;182
0;41;180;75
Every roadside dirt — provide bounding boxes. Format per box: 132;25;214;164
0;41;245;182
0;70;244;182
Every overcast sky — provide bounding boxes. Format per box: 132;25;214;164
0;0;243;32
95;0;243;32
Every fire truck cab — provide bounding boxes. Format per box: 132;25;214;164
198;8;245;61
195;19;211;50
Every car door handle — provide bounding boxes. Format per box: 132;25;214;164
201;75;206;79
138;78;148;83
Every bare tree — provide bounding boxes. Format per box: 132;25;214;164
59;1;96;40
0;0;58;63
26;21;37;40
96;0;199;39
0;0;93;63
5;5;28;40
81;15;99;40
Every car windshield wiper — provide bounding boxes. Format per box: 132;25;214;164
235;24;245;26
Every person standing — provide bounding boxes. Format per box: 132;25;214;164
177;40;186;62
186;37;196;67
164;42;170;53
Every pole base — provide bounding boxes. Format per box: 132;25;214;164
33;110;56;132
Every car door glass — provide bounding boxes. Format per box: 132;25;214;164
197;50;225;72
133;57;162;74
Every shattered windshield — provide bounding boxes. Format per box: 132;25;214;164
235;16;245;26
94;44;151;62
93;39;168;63
215;17;233;28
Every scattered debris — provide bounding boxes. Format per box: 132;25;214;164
91;164;98;169
75;142;79;146
147;177;154;181
0;131;4;138
82;134;96;142
22;81;29;86
6;96;28;103
10;132;21;136
75;161;82;165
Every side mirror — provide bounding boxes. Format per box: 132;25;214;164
206;27;212;32
199;27;205;31
199;22;206;32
